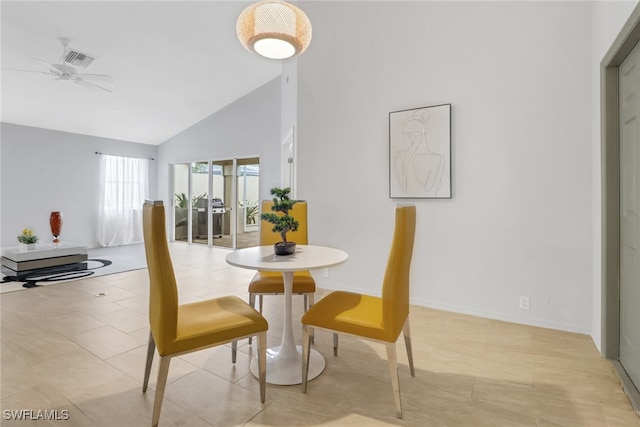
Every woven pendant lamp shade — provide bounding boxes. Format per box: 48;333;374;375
237;1;312;59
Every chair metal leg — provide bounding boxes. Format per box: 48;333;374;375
258;332;267;403
385;343;402;419
258;295;263;313
303;292;316;311
232;340;237;364
152;356;171;427
308;292;315;309
333;333;339;356
307;293;315;344
248;294;256;345
143;331;155;393
301;325;311;392
403;318;415;377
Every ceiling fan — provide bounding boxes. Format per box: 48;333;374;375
2;37;113;92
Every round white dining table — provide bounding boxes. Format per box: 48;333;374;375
226;244;348;385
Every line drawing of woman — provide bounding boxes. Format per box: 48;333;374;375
393;111;445;195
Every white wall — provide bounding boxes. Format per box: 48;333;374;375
281;59;298;197
591;1;639;350
0;123;157;248
157;78;282;214
298;1;595;333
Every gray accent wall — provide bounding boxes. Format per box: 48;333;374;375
0;123;158;248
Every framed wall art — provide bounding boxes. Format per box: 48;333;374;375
389;103;451;199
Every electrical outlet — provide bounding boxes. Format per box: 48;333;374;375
323;268;329;278
519;296;530;310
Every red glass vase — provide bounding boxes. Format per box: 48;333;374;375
50;211;63;246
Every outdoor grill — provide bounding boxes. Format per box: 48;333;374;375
195;198;226;238
211;198;225;238
211;198;225;214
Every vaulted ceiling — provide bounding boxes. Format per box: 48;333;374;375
0;1;282;145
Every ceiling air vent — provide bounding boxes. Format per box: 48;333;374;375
64;49;95;68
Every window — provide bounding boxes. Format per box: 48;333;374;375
97;154;149;246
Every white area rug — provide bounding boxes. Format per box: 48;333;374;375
0;243;147;294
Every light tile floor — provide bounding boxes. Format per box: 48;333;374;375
1;243;639;426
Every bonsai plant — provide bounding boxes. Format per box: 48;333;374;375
261;187;298;255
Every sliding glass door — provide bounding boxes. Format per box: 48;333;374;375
191;161;210;245
236;159;260;248
171;157;259;249
210;160;230;248
173;163;191;243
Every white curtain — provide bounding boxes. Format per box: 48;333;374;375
97;154;149;247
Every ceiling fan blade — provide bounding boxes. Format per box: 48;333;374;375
73;77;112;93
30;57;60;73
74;72;113;82
1;67;52;75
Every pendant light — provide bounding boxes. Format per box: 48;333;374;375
236;1;312;60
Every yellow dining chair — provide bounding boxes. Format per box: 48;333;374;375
301;204;416;419
142;201;268;427
247;200;315;343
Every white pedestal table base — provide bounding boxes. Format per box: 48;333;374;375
250;345;325;385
